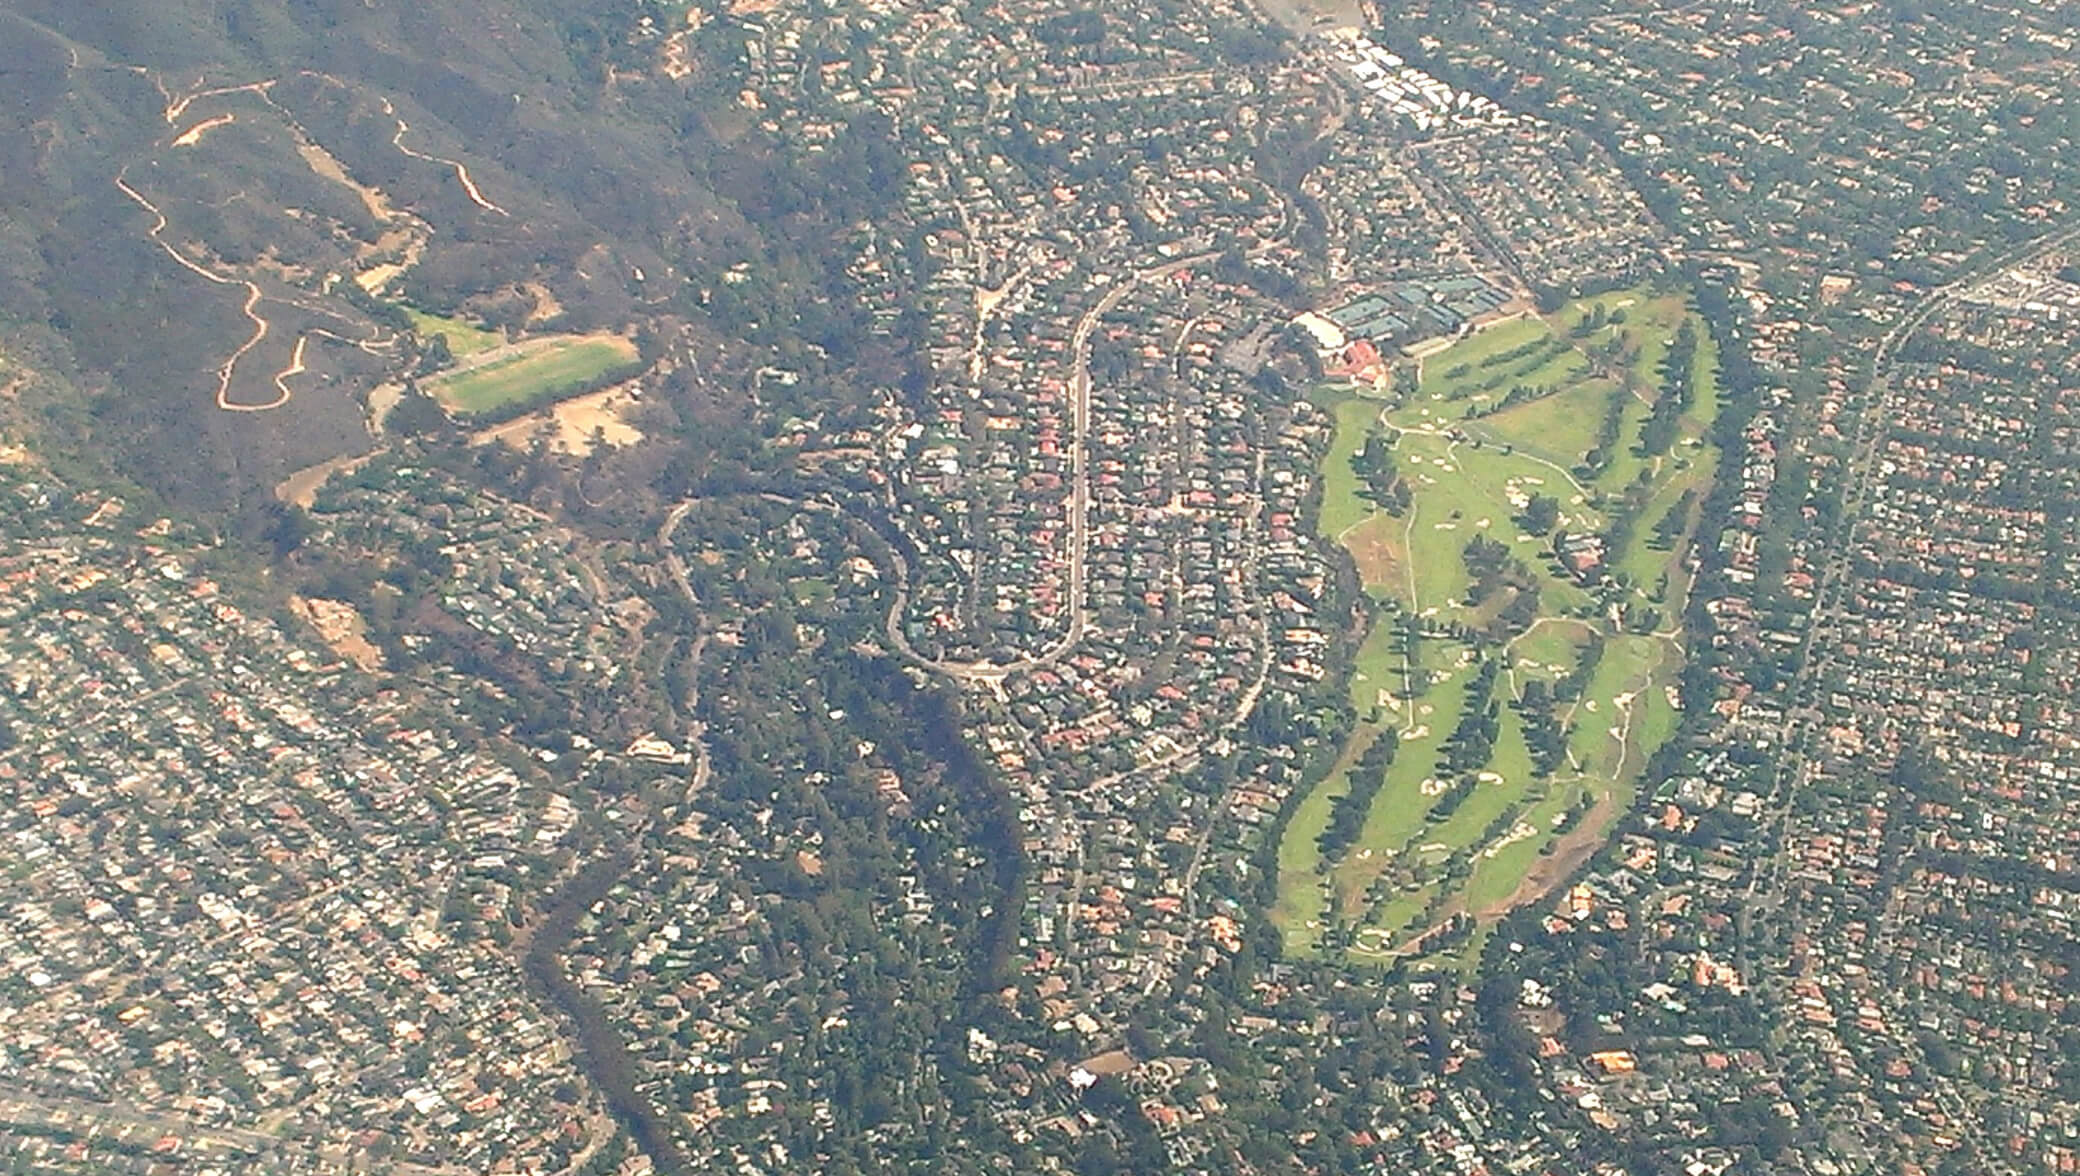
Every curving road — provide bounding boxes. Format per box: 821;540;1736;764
897;246;1246;684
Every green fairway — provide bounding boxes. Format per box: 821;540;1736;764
1461;786;1576;911
1362;891;1430;947
405;307;503;357
1330;648;1478;914
1595;393;1659;492
1388;430;1600;617
1348;615;1405;718
426;335;638;415
1274;633;1480;954
1614;452;1711;588
1374;703;1537;899
1475;378;1618;468
1687;323;1723;435
1418;314;1550;399
1316;397;1383;539
1508;618;1595;688
1567;635;1669;779
1271;724;1379;953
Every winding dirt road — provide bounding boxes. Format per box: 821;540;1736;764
114;167;286;412
118;74;510;414
381;97;508;216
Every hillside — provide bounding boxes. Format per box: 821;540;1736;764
0;0;760;512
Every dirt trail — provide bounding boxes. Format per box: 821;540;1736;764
381;97;507;215
114;169;284;412
276;334;310;395
163;79;275;124
120;78;404;413
171;112;234;146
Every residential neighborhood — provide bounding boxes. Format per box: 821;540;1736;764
1;0;2078;1172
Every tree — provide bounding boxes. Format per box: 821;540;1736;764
386;383;452;437
415;331;455;375
1519;492;1561;534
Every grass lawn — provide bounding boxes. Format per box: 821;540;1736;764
789;576;834;605
1687;322;1723;436
1632;646;1682;754
1447;921;1497;973
1463;285;1700;483
427;335;637;415
1456;348;1586;418
404;307;503;357
1474;377;1619;468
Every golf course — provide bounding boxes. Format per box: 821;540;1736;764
1277;284;1719;966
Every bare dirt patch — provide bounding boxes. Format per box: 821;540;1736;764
290;594;385;672
1342;513;1404;589
521;281;565;326
354;231;425;294
469;382;646;457
1252;0;1364;34
294;138;432;296
277;450;380;509
1476;791;1616;919
366;382;405;435
297;140;399;223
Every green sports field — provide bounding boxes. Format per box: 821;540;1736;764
425;335;638;415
